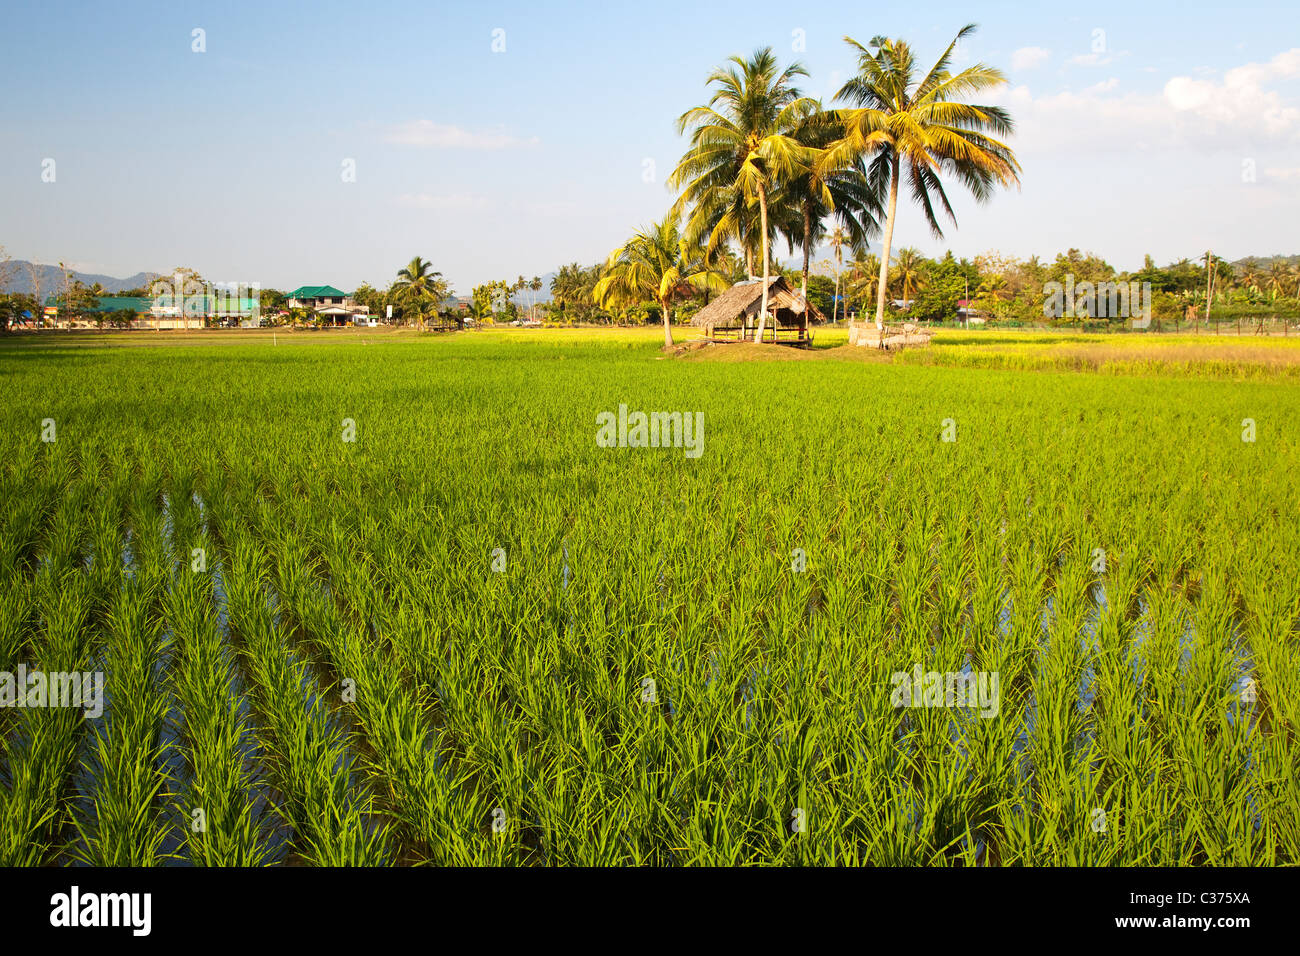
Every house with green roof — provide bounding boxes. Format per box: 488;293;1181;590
286;285;347;308
286;285;372;325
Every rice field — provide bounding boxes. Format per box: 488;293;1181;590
1;330;1297;866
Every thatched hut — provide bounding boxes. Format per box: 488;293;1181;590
690;277;823;346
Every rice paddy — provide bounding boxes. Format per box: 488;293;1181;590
1;330;1297;866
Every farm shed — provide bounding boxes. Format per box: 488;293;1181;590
690;277;823;347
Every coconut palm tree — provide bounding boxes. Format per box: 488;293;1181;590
529;276;542;321
1267;259;1291;300
822;25;1020;333
593;216;727;347
1238;258;1263;297
828;227;847;324
846;251;881;319
680;182;773;280
670;47;820;343
393;256;444;330
775;109;882;305
891;247;926;304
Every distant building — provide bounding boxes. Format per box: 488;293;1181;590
43;294;260;328
286;285;371;325
956;299;988;325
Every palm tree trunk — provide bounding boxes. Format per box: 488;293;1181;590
755;184;771;344
661;297;673;348
874;156;900;334
833;269;840;325
801;199;812;304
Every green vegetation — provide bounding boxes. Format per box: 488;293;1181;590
1;331;1296;865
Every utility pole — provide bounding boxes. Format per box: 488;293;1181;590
1204;250;1214;331
59;261;71;330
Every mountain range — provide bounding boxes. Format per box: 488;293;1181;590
4;256;1294;303
0;260;161;297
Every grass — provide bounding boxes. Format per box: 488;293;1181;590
0;328;1296;865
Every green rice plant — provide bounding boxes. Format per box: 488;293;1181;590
0;570;97;865
219;523;392;866
2;331;1299;866
167;557;271;866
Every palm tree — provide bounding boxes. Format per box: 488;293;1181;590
1267;259;1291;300
593;216;727;347
670;47;820;343
529;276;542;321
828;227;847;324
846;252;881;319
680;183;768;279
776;109;881;305
393;256;444;330
823;25;1020;333
1238;258;1263;297
550;263;584;311
891;247;925;304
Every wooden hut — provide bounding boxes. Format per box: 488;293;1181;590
690;277;823;346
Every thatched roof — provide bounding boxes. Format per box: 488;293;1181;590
690;277;825;328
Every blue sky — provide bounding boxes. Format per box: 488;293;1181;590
2;0;1297;293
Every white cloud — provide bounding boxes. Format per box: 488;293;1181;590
991;47;1300;154
396;192;493;211
1164;48;1300;139
1011;47;1051;71
384;120;539;149
1069;53;1112;67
